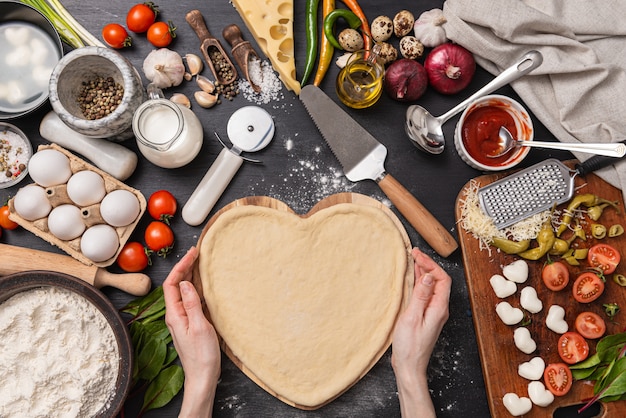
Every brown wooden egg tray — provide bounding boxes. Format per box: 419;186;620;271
7;144;146;267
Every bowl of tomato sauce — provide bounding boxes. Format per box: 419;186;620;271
454;94;533;171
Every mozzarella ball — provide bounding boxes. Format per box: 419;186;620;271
66;170;106;207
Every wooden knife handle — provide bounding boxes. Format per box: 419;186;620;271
378;174;458;257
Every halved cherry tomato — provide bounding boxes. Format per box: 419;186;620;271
0;205;18;230
542;260;569;291
145;221;174;257
148;190;177;224
126;3;158;33
544;363;573;396
575;311;606;339
587;243;620;275
147;21;176;47
102;23;132;49
117;241;150;272
572;271;605;303
557;332;589;364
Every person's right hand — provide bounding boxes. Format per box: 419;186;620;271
391;247;452;418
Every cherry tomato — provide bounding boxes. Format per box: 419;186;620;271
126;3;158;33
145;221;174;257
544;363;573;396
587;243;620;275
148;190;177;224
557;332;589;364
0;205;18;230
572;271;605;303
575;311;606;339
102;23;132;49
117;241;150;272
542;260;569;291
147;21;176;47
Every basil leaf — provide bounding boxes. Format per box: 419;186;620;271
140;365;184;413
121;286;166;322
136;326;168;382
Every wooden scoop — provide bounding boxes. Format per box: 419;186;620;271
0;243;152;296
186;10;238;86
222;24;262;92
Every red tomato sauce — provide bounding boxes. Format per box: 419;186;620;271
461;105;517;166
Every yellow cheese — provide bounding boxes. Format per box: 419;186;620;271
231;0;301;94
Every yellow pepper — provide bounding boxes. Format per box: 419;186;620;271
519;218;556;260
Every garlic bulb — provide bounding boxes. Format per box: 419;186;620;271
143;48;185;89
413;8;448;48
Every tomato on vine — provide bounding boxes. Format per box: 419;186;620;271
148;190;177;224
117;241;151;272
145;221;174;257
147;21;176;47
126;2;158;33
102;23;132;49
0;205;18;230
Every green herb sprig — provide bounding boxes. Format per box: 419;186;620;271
121;286;184;416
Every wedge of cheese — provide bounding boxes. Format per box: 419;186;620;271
231;0;301;94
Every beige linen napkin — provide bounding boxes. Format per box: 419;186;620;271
442;0;626;194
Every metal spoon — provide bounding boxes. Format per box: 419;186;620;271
405;50;543;155
488;126;626;158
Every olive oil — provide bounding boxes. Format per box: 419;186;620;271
335;50;384;109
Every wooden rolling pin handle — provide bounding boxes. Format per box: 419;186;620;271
94;269;152;297
378;174;458;258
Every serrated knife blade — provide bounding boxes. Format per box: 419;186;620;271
300;85;458;257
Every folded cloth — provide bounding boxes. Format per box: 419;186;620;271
442;0;626;196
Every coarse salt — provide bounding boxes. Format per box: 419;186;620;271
0;128;30;184
238;58;284;105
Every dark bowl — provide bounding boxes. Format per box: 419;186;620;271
0;1;64;120
0;270;133;417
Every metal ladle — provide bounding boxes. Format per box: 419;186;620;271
405;50;543;154
488;126;626;158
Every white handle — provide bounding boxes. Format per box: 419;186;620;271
39;112;138;181
521;140;626;158
182;148;244;226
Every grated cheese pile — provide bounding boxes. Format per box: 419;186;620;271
458;179;551;253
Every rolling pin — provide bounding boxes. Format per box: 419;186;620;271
0;243;152;296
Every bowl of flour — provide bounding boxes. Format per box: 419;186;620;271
0;271;132;417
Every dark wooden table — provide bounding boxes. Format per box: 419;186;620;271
0;1;576;416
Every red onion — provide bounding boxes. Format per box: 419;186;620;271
383;59;428;102
424;43;475;95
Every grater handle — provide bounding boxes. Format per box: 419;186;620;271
575;141;626;176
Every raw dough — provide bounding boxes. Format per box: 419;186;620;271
198;203;408;407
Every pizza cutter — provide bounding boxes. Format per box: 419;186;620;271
182;106;275;226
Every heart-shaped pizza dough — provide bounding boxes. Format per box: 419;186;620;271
196;196;411;409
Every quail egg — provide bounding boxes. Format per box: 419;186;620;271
371;16;393;42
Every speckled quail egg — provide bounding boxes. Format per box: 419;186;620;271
80;224;119;262
393;10;415;37
371;16;393;42
12;184;52;221
377;42;399;65
338;28;364;52
47;204;85;240
66;170;106;207
28;149;72;187
399;36;424;59
100;189;141;227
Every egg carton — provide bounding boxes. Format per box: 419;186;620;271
7;143;146;267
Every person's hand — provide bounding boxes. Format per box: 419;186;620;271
163;246;220;418
391;247;452;418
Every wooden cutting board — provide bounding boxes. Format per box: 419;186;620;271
455;162;626;417
191;192;413;409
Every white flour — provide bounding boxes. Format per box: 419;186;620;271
0;286;120;418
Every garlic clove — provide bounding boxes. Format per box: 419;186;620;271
184;72;193;82
196;75;215;94
194;91;217;108
170;93;191;108
185;53;204;76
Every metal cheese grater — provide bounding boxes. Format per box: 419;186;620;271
478;159;577;229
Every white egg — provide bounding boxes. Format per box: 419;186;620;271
80;224;119;262
28;149;72;187
66;170;106;207
100;189;141;227
47;204;85;240
12;184;52;221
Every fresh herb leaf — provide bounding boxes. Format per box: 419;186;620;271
140;365;184;414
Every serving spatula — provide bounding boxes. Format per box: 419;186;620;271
300;85;458;257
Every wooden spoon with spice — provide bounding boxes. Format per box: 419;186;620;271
186;10;238;88
222;24;262;92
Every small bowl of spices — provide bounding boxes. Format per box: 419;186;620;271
49;46;146;142
0;122;32;189
454;94;533;171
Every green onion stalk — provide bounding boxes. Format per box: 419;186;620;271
20;0;105;49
